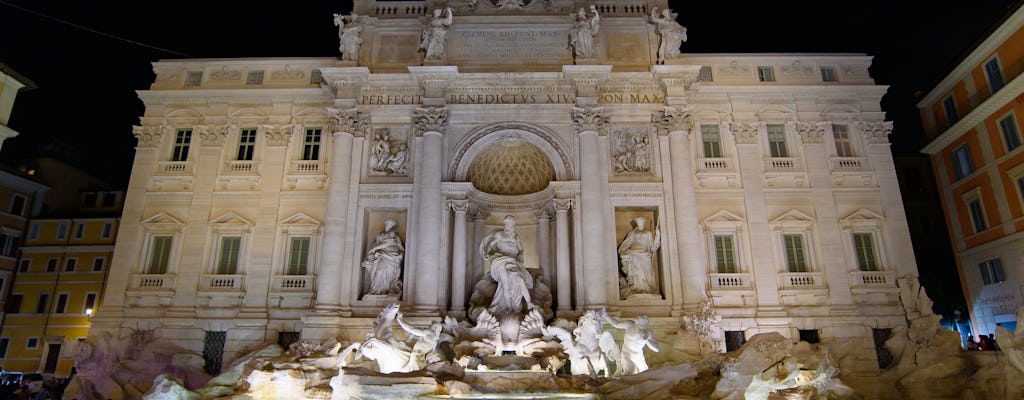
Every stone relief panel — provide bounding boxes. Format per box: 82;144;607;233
361;210;408;300
368;127;410;176
611;127;654;175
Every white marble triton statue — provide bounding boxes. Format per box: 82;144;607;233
478;215;537;316
569;6;599;62
601;309;659;375
618;216;661;296
333;12;363;62
648;7;687;64
420;7;453;61
396;311;444;370
362;219;404;296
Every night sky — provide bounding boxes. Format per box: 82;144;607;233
0;0;1019;322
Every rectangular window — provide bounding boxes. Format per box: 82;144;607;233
28;223;39;240
82;192;97;207
84;293;98;312
35;293;49;314
757;66;775;82
701;124;723;158
310;69;323;84
246;70;264;85
0;338;9;358
18;259;29;273
302;128;322;161
783;234;807;272
0;234;18;258
26;337;38;349
832;124;854;157
943;95;959;124
968;199;988;233
820;66;838;82
185;71;203;86
147;236;173;274
979;258;1005;285
216;236;241;275
951;145;974;180
852;233;878;271
287;237;311;275
767;124;788;157
102;222;113;239
713;235;737;273
55;293;68;314
9;194;26;216
92;257;105;272
999;114;1021;152
237;128;257;161
56;222;67;240
64;258;77;272
203;331;227;375
74;223;85;239
6;294;21;313
985;57;1005;93
45;258;57;273
172;129;192;162
697;65;713;82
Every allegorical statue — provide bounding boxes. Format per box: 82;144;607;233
478;215;536;316
649;7;687;64
601;309;660;375
420;7;453;61
396;311;444;370
569;5;600;62
333;12;363;62
362;219;404;296
618;216;661;296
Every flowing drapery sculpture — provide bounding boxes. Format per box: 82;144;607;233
569;6;600;61
618;216;661;296
478;215;537;316
420;7;453;61
362;219;404;296
333;13;363;62
649;7;687;64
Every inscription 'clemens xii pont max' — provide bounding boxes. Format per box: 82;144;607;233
448;29;567;60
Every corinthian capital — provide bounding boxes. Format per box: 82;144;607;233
858;120;893;144
195;125;227;147
651;107;692;134
261;124;293;146
132;125;164;148
571;106;608;134
412;107;448;135
448;199;470;213
793;121;829;144
729;122;761;144
550;198;573;211
327;107;367;135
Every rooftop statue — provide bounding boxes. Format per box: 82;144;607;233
420;7;453;62
649;7;687;64
333;12;363;62
569;6;600;62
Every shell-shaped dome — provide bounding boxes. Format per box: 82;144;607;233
467;135;555;195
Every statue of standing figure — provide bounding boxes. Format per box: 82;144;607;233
362;219;405;296
618;216;661;296
478;215;537;316
569;6;600;61
333;13;363;62
420;7;453;61
601;309;659;375
649;7;687;64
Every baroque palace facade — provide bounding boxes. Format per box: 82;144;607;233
93;0;915;383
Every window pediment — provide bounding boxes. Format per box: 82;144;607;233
703;210;745;231
142;212;185;233
771;209;814;230
840;208;884;229
210;212;253;233
280;212;322;234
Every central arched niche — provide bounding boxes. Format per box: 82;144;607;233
466;134;555;195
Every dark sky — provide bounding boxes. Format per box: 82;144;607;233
0;0;1020;185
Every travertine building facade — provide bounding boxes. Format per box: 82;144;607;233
93;0;916;384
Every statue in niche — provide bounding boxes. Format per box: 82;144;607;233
362;219;404;296
478;215;537;316
613;132;651;174
600;309;660;375
649;7;687;64
369;129;409;176
333;13;363;62
618;216;661;297
569;6;600;61
420;7;453;61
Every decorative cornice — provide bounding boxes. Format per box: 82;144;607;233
195;125;227;147
412;107;448;135
327;107;368;135
570;106;608;134
729;122;760;144
651;107;692;134
792;121;829;144
133;125;164;148
858;120;893;144
262;124;293;146
922;70;1024;154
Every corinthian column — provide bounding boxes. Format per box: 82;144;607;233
411;106;448;313
571;106;609;307
653;108;707;305
449;199;469;316
552;198;573;315
316;108;366;311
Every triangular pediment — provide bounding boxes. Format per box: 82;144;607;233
280;212;321;226
210;211;253;226
841;208;884;222
703;210;744;224
771;209;814;223
142;212;184;225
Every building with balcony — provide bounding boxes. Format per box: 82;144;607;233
90;0;917;389
920;4;1024;336
0;64;34;152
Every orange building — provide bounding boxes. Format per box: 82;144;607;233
920;4;1024;335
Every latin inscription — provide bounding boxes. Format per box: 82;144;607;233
446;93;573;104
360;95;423;105
448;29;567;60
598;93;664;104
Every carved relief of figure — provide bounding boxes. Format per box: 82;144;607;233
569;6;600;61
478;216;536;316
619;216;661;296
334;13;363;62
369;129;409;176
634;136;650;171
649;7;687;64
369;132;391;172
362;219;405;296
601;309;660;375
386;143;409;174
420;7;453;61
613;132;651;174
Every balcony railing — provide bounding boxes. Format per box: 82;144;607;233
373;1;428;17
709;273;753;290
765;157;801;172
850;270;895;287
697;158;734;172
156;161;193;176
778;272;826;290
224;160;260;175
272;275;316;291
829;157;867;171
289;160;325;175
200;274;245;291
132;274;176;290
